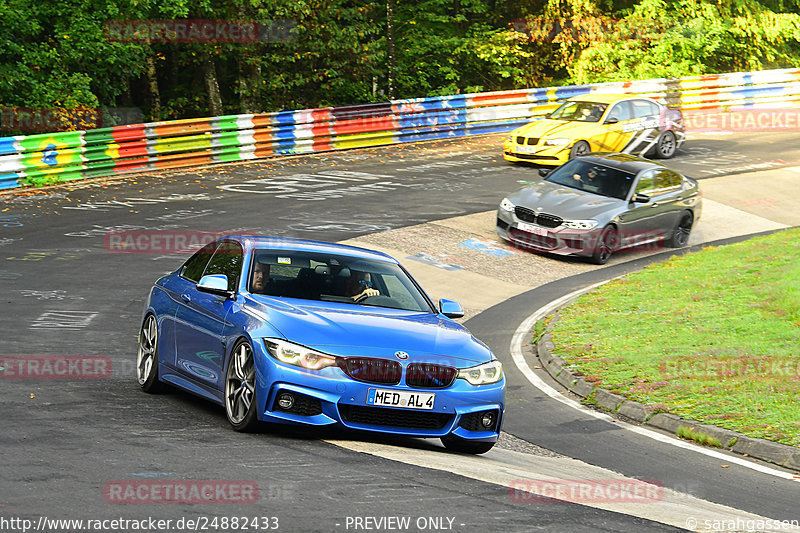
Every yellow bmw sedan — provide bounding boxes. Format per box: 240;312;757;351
503;94;686;165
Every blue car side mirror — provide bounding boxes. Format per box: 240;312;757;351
439;298;464;319
197;274;232;297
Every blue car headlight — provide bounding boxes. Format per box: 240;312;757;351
457;360;504;385
264;339;337;370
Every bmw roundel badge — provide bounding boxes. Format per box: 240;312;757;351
394;351;409;360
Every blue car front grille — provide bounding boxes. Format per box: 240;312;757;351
337;357;402;385
338;404;453;430
406;363;457;389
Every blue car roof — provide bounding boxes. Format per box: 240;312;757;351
227;235;398;264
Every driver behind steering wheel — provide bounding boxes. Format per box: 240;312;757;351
345;270;379;301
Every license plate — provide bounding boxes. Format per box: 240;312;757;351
514;145;538;154
516;221;549;236
367;389;435;410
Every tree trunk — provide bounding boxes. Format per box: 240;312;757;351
201;50;223;116
145;55;161;120
238;53;262;113
236;3;262;113
386;0;396;99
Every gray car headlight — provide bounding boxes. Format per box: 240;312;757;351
264;339;337;370
458;360;503;385
561;219;599;230
543;138;570;146
500;198;515;212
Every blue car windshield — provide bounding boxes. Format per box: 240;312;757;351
248;250;434;312
545;159;635;200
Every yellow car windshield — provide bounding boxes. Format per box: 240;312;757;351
550;101;608;123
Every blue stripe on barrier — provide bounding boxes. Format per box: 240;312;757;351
0;173;22;189
398;110;467;129
274;111;297;125
273;127;300;140
554;86;591;100
0;137;18;155
730;85;788;99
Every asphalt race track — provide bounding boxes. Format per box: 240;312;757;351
2;132;800;533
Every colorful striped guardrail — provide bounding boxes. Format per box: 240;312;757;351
2;67;800;191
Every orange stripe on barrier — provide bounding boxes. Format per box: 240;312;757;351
152;151;212;169
150;118;213;137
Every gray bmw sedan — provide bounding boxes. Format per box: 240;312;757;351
496;153;702;264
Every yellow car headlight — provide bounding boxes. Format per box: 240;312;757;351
543;138;570;146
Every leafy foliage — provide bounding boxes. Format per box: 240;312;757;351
1;0;799;131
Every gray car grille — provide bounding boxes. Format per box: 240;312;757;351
514;207;563;228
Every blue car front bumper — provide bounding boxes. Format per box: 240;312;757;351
254;347;505;442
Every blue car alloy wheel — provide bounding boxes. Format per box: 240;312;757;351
137;236;506;454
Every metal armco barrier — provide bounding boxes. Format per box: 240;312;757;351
2;68;800;190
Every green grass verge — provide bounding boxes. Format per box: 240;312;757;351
549;228;800;447
677;426;722;448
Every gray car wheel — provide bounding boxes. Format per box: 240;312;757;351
591;226;618;265
225;340;259;432
137;314;165;393
654;131;677;159
667;212;693;248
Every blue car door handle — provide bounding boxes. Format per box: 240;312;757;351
182;293;191;303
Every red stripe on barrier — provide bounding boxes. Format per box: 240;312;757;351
116;140;148;158
332;117;395;135
111;125;146;143
470;92;530;107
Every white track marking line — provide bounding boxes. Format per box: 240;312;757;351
511;279;799;482
328;440;798;532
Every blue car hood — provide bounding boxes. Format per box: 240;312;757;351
245;296;492;366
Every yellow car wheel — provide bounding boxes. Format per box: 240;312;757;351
569;140;591;159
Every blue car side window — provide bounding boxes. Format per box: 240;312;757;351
181;242;218;282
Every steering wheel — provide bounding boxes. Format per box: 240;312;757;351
354;293;372;303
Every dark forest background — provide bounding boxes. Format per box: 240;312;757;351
1;0;799;131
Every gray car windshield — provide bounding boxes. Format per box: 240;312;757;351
545;159;635;200
248;250;434;312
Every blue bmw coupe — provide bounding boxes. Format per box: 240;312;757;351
137;236;505;453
